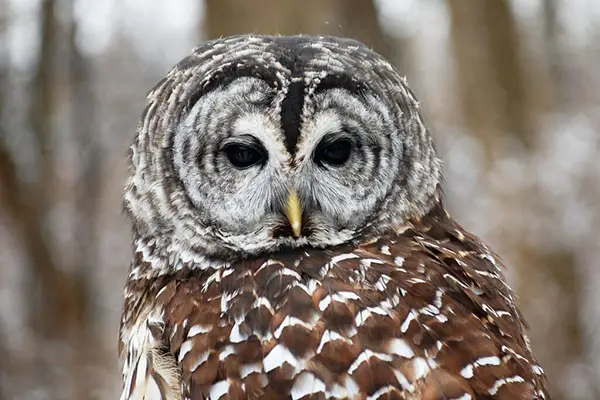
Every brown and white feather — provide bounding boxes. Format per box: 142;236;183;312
120;203;548;399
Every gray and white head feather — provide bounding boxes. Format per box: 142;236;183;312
123;35;442;261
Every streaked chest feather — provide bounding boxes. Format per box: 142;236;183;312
120;214;548;399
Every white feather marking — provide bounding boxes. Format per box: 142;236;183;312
170;324;179;342
374;275;392;291
380;245;392;255
327;375;360;398
318;291;359;311
252;296;274;314
435;314;449;323
229;322;249;343
291;372;326;399
319;296;332;312
356;304;394;326
348;350;393;374
400;310;417;333
412;357;432;380
331;253;359;264
338;291;361;300
280;267;302;280
419;304;439;316
291;281;315;297
481;303;498;317
368;386;397;399
178;339;193;363
354;307;377;327
461;356;501;380
433;289;443;308
476;356;502;366
317;330;353;353
219;345;235;360
387;338;415;358
220;290;239;313
460;364;474;379
307;279;320;294
387;294;401;307
240;363;262;378
274;315;313;338
202;270;220;292
255;259;284;275
480;253;501;270
360;258;385;267
488;375;525;395
188;324;210;338
393;369;414;392
155;285;169;298
189;350;210;373
452;394;472;400
209;380;230;399
221;268;234;278
473;269;500;278
263;344;299;373
501;345;529;362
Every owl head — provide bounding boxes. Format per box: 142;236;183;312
124;35;442;260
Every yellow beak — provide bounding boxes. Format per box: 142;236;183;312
284;189;302;237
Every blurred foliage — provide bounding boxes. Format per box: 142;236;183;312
1;0;600;398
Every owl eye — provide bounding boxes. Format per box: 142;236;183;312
224;144;266;169
315;138;352;166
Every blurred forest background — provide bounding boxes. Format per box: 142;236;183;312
0;0;599;398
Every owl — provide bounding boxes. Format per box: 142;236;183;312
120;35;549;399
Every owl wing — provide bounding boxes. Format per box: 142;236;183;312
119;204;549;399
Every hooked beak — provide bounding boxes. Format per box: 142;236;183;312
284;189;302;238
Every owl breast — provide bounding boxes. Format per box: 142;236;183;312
120;204;547;399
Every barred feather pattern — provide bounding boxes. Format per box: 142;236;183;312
120;203;549;399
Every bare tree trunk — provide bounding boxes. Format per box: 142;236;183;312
542;0;564;109
0;0;92;396
482;1;532;146
67;0;99;396
203;0;338;38
514;241;590;398
202;0;390;59
337;0;393;60
447;0;534;159
446;1;504;164
447;1;584;397
0;7;10;399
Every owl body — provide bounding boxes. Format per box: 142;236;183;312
120;35;549;399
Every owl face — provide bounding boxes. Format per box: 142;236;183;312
125;35;442;259
173;76;403;253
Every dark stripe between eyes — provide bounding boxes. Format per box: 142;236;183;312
280;80;305;155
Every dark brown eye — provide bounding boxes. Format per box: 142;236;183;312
224;144;266;169
315;138;352;166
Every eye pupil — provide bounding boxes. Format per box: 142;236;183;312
316;139;352;166
225;144;265;168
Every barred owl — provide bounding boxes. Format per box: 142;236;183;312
120;35;549;399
